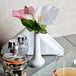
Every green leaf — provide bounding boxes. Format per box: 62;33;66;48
40;24;47;29
21;19;47;34
38;24;47;34
21;19;34;26
21;19;33;27
39;29;47;34
33;21;41;33
21;19;35;32
26;27;33;32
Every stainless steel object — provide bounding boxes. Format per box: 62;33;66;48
8;39;18;55
17;35;28;57
17;35;27;44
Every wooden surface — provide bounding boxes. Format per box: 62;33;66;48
0;34;76;76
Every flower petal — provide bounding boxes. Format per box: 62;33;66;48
34;6;43;23
24;6;35;15
12;10;33;19
18;9;25;14
41;5;60;25
28;6;35;14
46;8;60;25
24;8;29;14
41;5;53;19
12;9;25;19
40;5;55;24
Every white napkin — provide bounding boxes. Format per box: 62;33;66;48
1;30;64;56
22;30;64;56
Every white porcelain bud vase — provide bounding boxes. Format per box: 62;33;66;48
30;33;45;68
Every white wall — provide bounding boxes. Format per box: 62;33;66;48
0;0;76;46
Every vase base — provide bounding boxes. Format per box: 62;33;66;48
30;58;45;68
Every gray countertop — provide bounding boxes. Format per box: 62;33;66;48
27;34;76;76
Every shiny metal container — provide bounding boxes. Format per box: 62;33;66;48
17;35;28;57
17;35;27;44
8;39;18;55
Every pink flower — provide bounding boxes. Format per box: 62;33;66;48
24;6;35;14
12;9;26;19
12;6;35;19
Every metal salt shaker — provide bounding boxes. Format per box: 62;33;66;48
17;35;28;57
8;39;18;56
